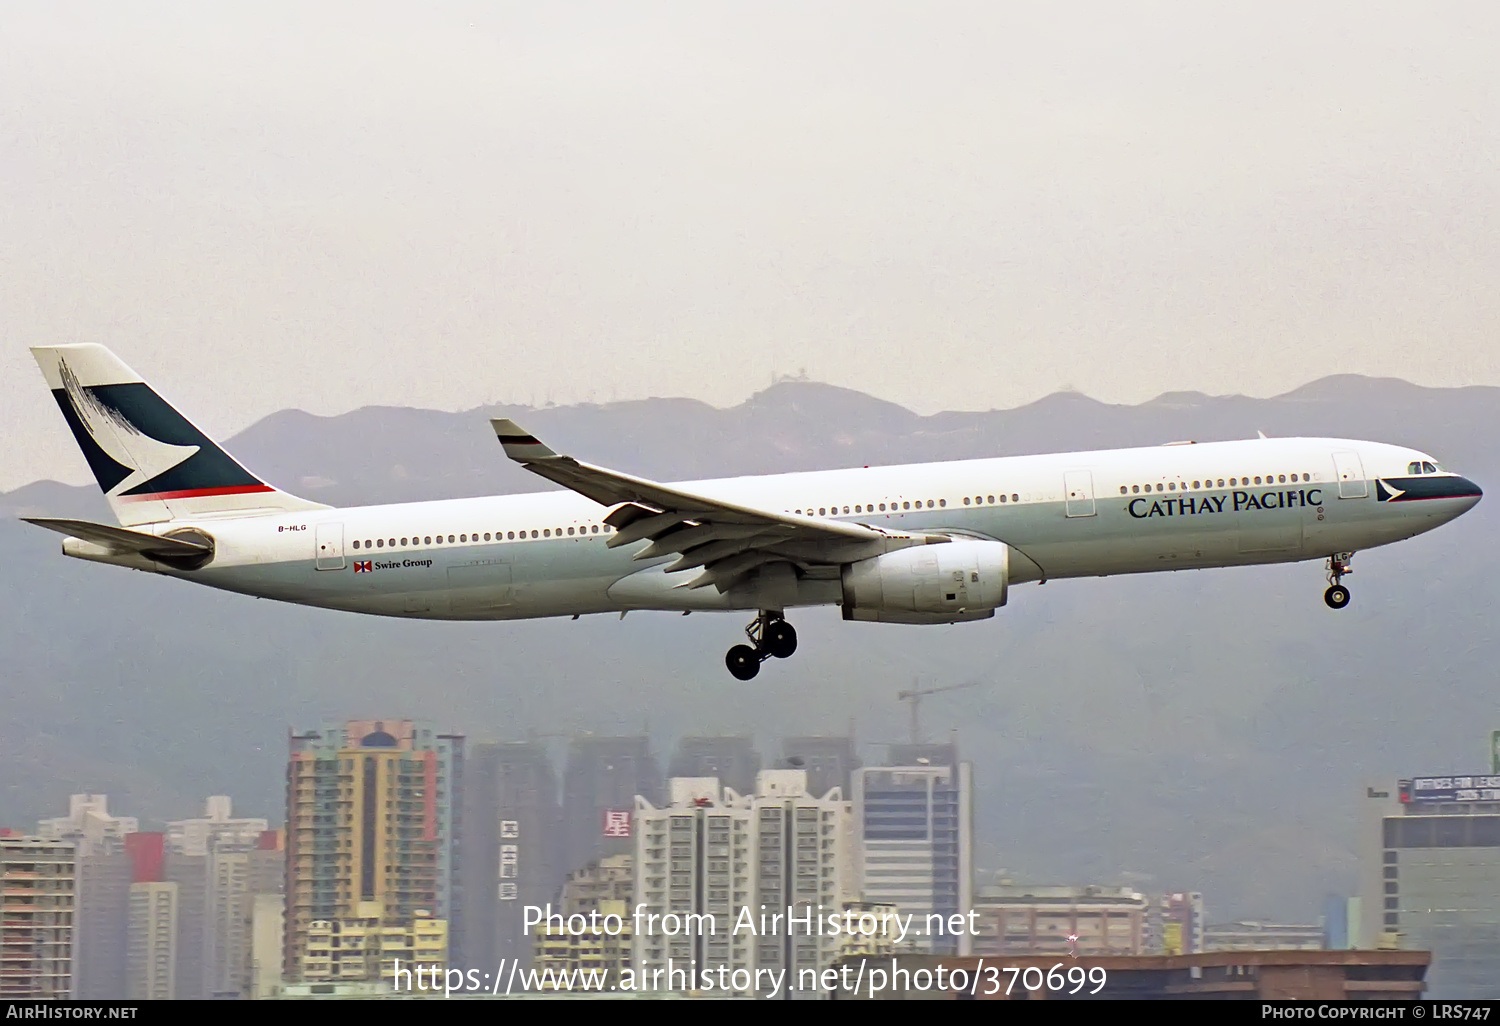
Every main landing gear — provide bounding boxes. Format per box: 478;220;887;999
725;610;797;680
1324;552;1353;609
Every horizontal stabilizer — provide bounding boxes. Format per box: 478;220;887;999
22;517;210;559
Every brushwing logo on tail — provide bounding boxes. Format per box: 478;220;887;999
59;358;200;498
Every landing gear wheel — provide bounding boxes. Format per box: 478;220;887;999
765;620;798;659
1324;552;1354;609
726;645;761;680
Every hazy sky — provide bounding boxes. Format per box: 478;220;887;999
3;2;1498;490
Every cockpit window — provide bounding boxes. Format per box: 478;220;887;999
1408;462;1422;475
1422;461;1438;474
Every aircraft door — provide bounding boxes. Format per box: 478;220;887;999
315;522;345;570
1332;451;1369;500
1064;470;1097;517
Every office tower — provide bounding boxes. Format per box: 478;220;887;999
167;797;269;857
971;884;1147;956
461;740;561;974
205;831;284;998
284;720;463;982
781;736;860;799
562;735;660;878
632;771;852;995
852;757;974;955
668;736;762;795
1359;772;1500;998
0;835;76;999
125;881;177;1000
37;795;137;856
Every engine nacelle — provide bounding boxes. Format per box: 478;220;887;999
841;540;1009;624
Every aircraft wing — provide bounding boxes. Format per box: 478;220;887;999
22;517;211;559
491;419;942;591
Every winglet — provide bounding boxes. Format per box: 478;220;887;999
492;419;560;462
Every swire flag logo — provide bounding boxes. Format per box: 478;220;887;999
353;561;373;573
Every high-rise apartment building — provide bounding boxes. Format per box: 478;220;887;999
852;757;973;955
167;797;269;857
562;735;660;878
1359;772;1500;999
284;720;463;982
249;894;284;1000
37;796;136;857
0;835;75;999
632;771;852;995
462;740;561;974
74;846;131;999
668;736;762;795
533;855;635;986
205;831;284;998
302;902;447;984
125;881;176;1001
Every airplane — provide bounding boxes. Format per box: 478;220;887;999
23;344;1484;680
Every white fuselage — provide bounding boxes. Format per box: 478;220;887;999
86;436;1479;621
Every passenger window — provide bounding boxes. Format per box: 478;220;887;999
1277;475;1285;483
843;506;850;514
543;529;550;537
926;500;934;508
352;540;360;549
592;525;599;533
530;530;538;539
423;536;431;544
1167;482;1176;491
1156;484;1163;492
903;502;910;510
448;535;455;543
1191;481;1199;489
1131;486;1139;494
389;539;395;547
400;537;408;546
819;508;826;516
376;539;384;548
966;496;973;504
879;504;886;511
999;495;1006;503
568;527;575;535
1012;494;1019;502
939;499;946;507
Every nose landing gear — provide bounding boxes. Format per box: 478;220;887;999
1324;553;1353;609
724;610;798;680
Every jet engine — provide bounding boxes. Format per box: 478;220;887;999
840;540;1009;624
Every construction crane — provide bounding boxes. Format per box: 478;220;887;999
897;681;981;745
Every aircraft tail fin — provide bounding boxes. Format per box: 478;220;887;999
30;344;329;526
